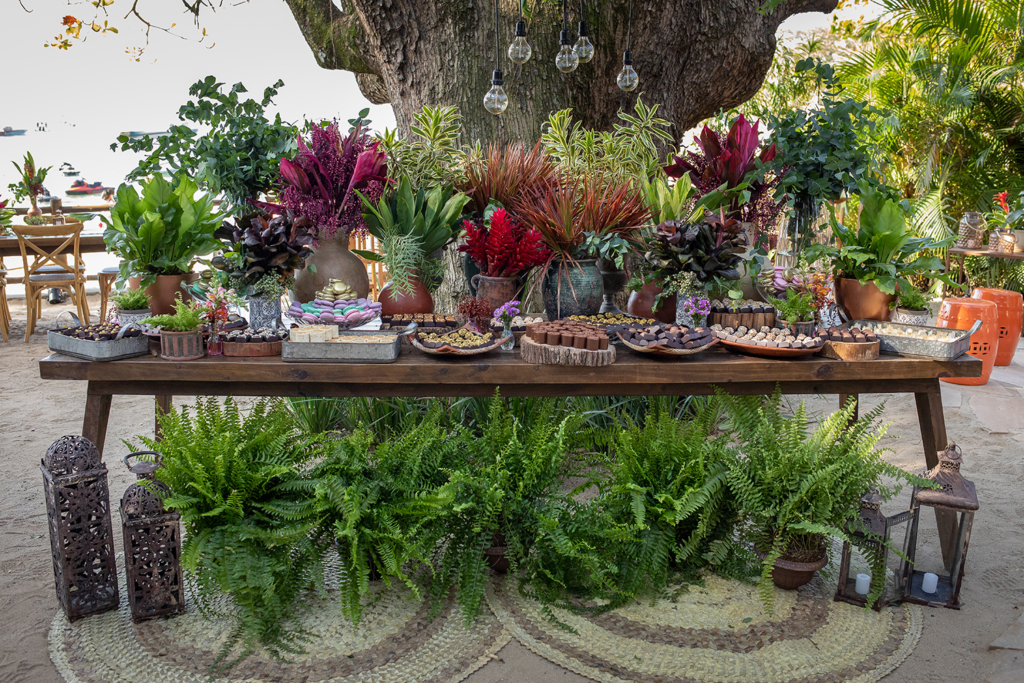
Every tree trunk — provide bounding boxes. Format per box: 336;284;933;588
283;0;837;145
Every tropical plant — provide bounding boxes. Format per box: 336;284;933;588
102;174;223;288
643;174;697;225
212;211;315;296
7;152;51;206
110;288;150;311
377;106;467;190
458;207;550;278
140;298;208;332
128;398;329;664
459;142;556;217
0;196;14;235
113;77;300;215
643;212;749;290
771;288;815;323
806;178;953;294
275;119;389;240
540;98;674;181
895;286;929;312
719;389;928;611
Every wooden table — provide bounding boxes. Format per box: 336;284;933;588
0;233;107;260
945;246;1024;286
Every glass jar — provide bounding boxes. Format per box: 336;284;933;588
957;212;986;249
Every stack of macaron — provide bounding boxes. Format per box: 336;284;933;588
526;321;610;351
288;298;382;327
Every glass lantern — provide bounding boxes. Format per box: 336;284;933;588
900;442;978;610
834;491;914;610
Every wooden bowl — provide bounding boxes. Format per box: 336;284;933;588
616;332;719;358
716;337;822;358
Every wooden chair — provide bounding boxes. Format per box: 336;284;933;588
0;266;9;343
12;221;90;342
98;265;120;322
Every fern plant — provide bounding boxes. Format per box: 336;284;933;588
718;388;929;611
126;398;329;665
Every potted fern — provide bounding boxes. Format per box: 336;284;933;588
720;390;926;610
892;287;931;326
141;298;207;361
110;289;152;327
771;289;816;336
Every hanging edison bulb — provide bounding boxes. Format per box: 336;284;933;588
556;30;579;73
508;20;532;64
574;20;594;63
484;69;508;115
617;50;638;92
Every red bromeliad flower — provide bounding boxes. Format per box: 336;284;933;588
995;191;1010;213
458;208;550;278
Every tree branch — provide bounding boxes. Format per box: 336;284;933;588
281;0;377;75
770;0;840;27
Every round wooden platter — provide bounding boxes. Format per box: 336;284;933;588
410;332;511;356
616;332;719;358
520;334;616;366
223;340;283;357
715;336;822;358
816;339;880;361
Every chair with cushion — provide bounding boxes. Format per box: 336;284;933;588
98;265;120;322
12;221;90;342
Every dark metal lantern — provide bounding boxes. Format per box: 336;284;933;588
41;435;119;621
120;451;184;622
900;442;978;609
834;491;914;610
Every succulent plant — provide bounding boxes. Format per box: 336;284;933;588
213;211;315;286
644;213;748;286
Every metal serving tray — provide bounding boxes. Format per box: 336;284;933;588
282;323;417;363
47;327;150;361
849;319;982;360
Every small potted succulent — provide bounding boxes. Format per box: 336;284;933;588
141;299;207;361
771;288;816;336
110;289;151;327
892;287;931;326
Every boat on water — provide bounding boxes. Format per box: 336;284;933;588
1;126;27;136
60;162;80;177
67;180;112;196
121;128;196;139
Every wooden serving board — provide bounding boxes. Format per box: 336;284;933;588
520;334;616;366
816;339;880;361
223;340;283;357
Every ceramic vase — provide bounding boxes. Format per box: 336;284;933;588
379;276;434;317
627;283;677;324
294;234;369;303
471;274;519;315
247;294;281;330
542;259;603;320
834;278;896;322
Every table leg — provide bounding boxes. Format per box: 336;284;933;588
82;386;112;455
915;382;958;570
155;395;172;440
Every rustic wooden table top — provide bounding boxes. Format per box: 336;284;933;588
0;233;107;259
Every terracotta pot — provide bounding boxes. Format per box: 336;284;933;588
159;330;204;361
145;273;198;316
834;277;896;322
471;274;520;315
754;547;828;590
379;277;434;317
294;234;369;303
627;283;677;324
27;200;42;218
542;259;604;320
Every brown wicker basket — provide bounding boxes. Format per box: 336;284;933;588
159;330;204;361
989;228;1018;254
956;212;986;249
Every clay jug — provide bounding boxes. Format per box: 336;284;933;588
627;282;677;324
379;276;434;316
294;234;370;303
471;274;520;314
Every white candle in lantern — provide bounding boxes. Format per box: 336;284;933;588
922;572;939;594
855;573;871;595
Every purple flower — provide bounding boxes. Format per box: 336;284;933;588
495;300;521;324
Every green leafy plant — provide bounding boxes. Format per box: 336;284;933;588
719;388;929;611
581;231;633;270
128;398;328;665
23;215;50;226
110;289;150;311
0;196;13;235
771;288;815;323
212;211;314;296
377;106;467;190
112;77;300;215
140;298;207;332
643;174;697;225
895;287;929;312
643;212;748;291
806;178;954;294
101;174;223;288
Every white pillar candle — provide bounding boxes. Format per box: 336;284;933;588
855;573;871;595
922;572;939;594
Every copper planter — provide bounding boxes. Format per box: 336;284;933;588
834;277;896;322
145;274;199;316
471;274;520;315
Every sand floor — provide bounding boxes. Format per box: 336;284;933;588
2;294;1023;683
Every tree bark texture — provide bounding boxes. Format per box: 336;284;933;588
283;0;838;144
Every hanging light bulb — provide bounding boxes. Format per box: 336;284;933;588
484;69;509;115
556;30;578;72
617;50;638;91
508;20;532;64
573;0;594;63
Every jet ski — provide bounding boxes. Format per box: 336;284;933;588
67;180;110;196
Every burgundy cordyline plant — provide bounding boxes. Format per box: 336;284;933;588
275;121;389;241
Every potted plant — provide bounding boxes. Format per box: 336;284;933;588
806;178;953;321
356;176;470;315
720;390;927;610
514;174;649;319
458;207;550;313
110;289;151;327
892;287;931;325
212;211;314;328
141;298;208;361
0;196;15;236
8;152;51;218
102;174;223;315
771;288;816;335
274;117;389;302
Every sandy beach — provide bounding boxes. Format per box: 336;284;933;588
2;294;1023;683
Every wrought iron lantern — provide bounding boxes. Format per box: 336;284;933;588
41;435;119;621
121;451;184;622
900;442;978;609
834;491;914;610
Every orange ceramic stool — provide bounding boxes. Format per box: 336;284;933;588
938;298;998;386
971;287;1022;366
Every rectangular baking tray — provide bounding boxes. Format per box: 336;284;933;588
47;329;150;361
282;324;417;363
849;319;981;360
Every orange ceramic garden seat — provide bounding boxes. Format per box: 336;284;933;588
938;298;999;386
971;288;1022;366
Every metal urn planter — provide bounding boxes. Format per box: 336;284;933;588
542;259;603;320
